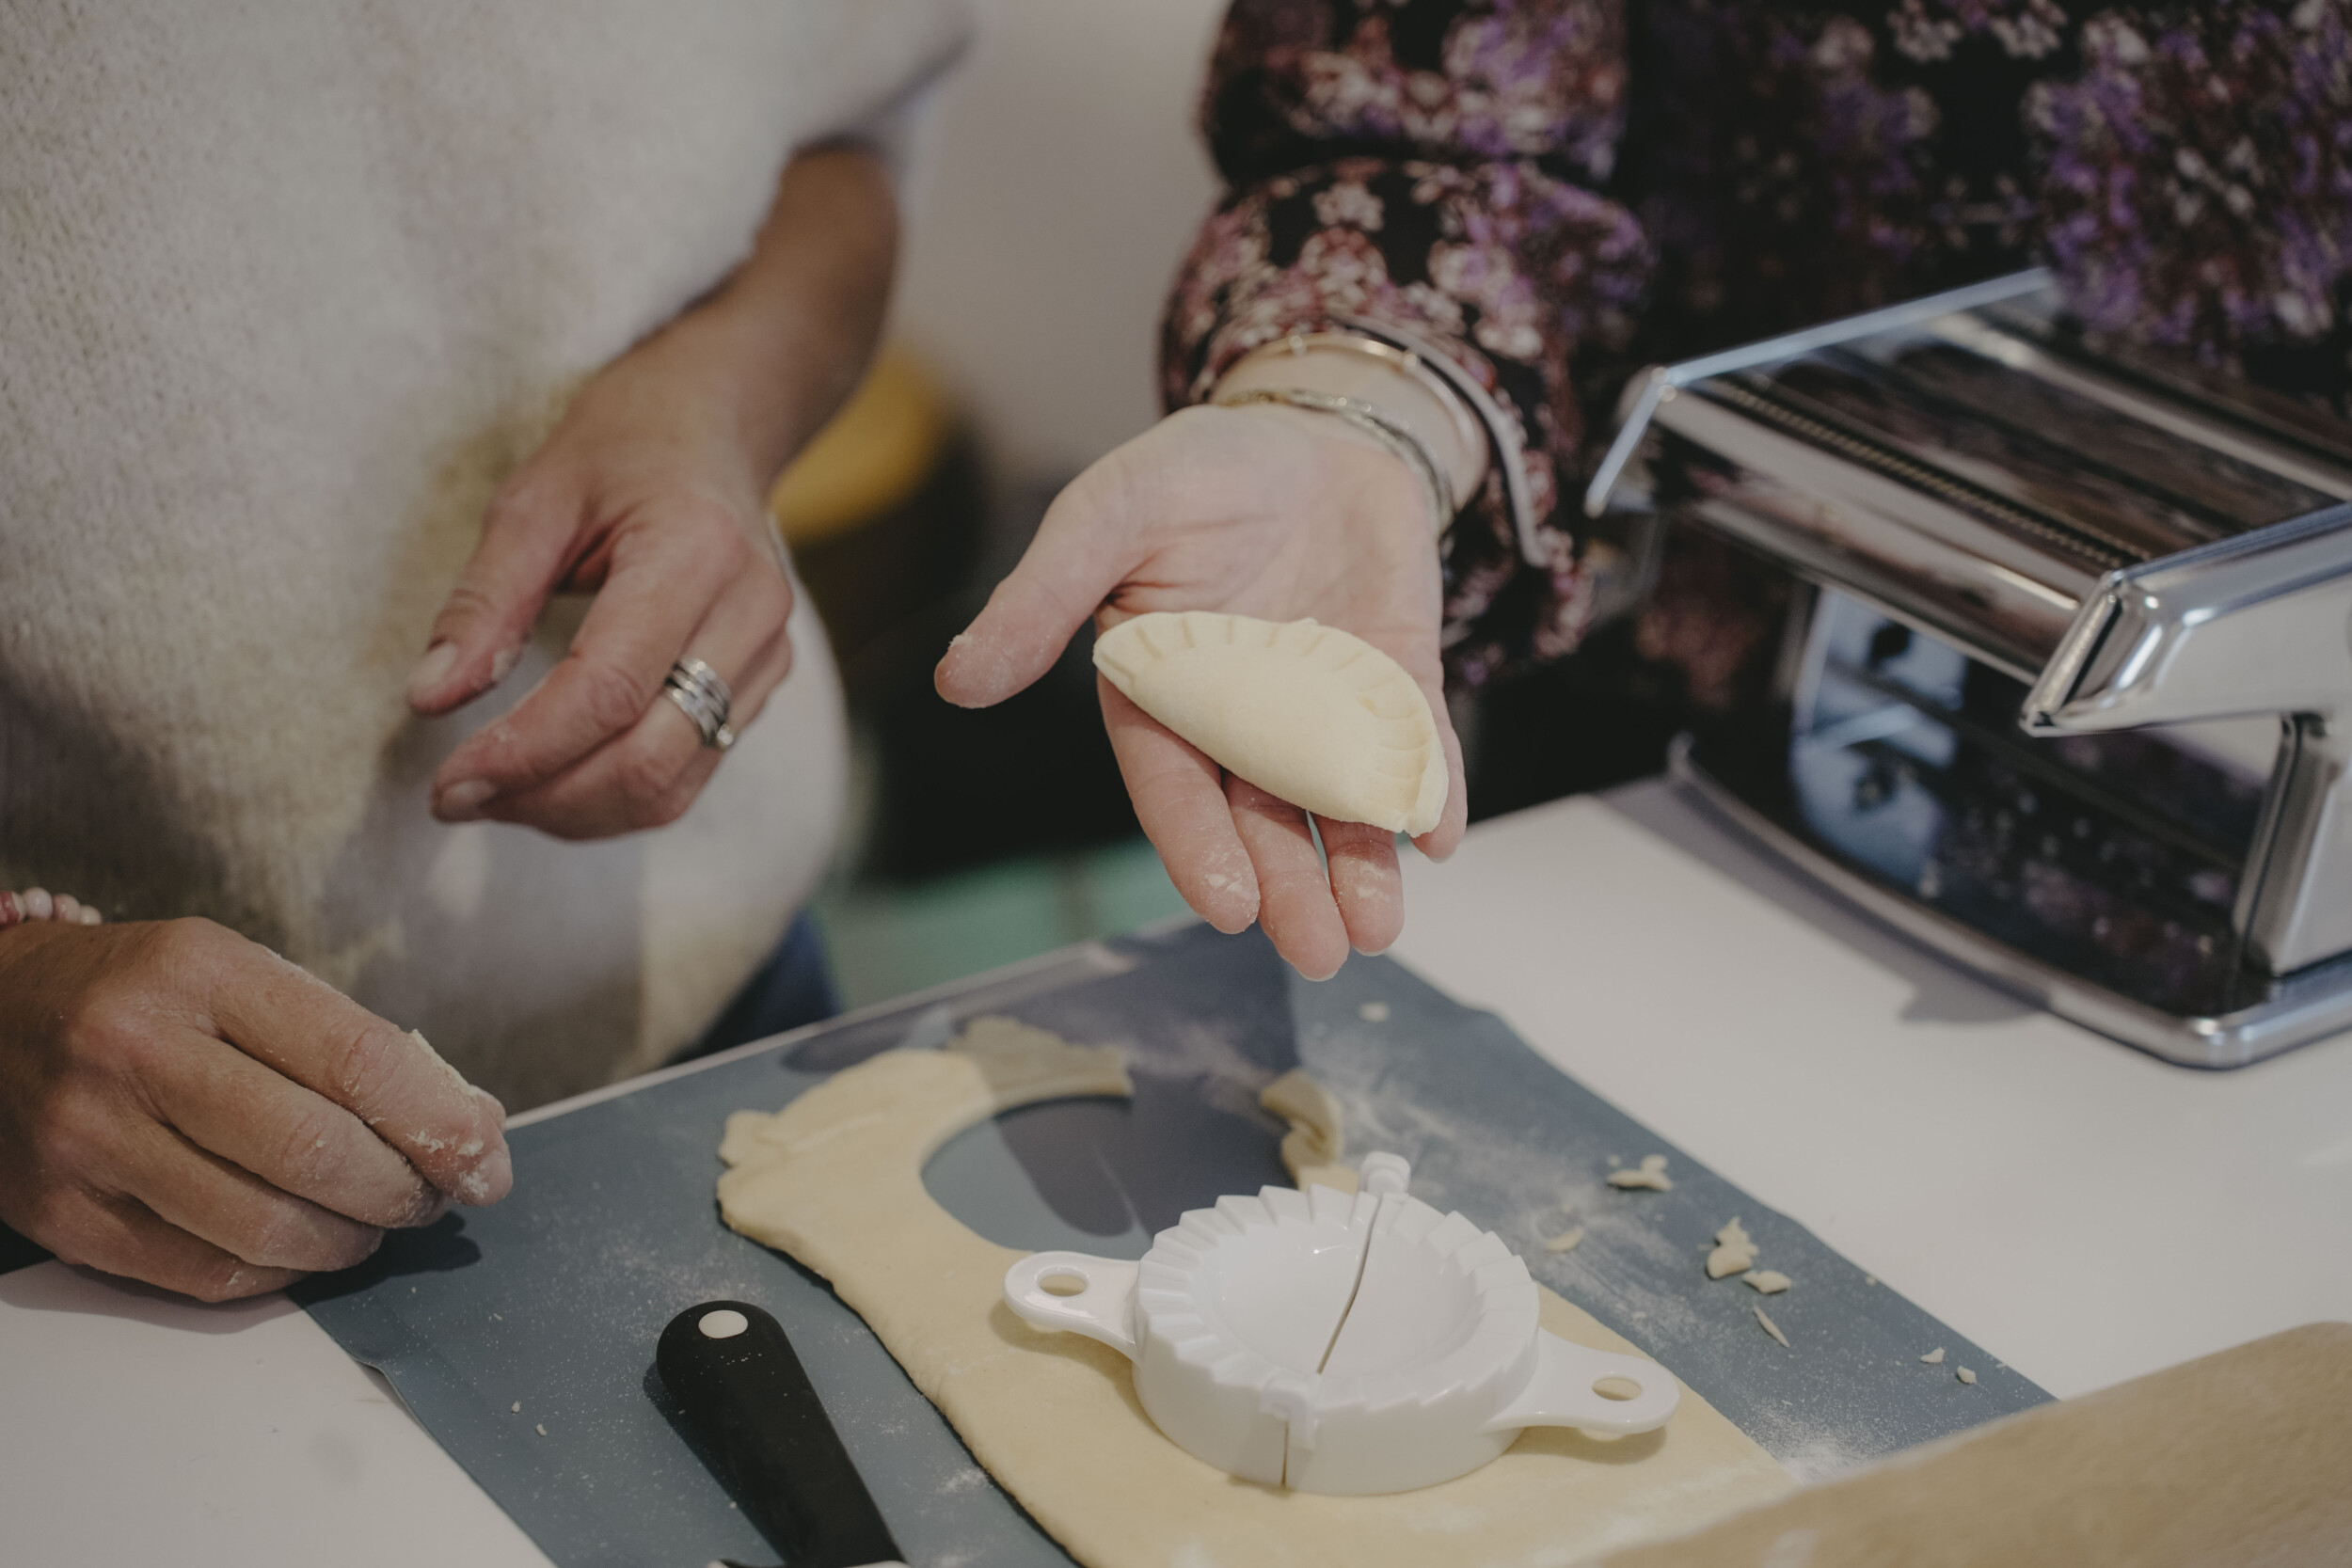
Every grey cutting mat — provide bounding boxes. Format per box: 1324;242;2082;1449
297;923;2045;1568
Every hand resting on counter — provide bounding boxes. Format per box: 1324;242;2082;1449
0;919;512;1301
937;403;1469;980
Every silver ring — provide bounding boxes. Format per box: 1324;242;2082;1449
662;657;736;751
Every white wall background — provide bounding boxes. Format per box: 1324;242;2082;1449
890;0;1231;493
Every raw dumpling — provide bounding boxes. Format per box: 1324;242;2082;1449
1092;611;1445;835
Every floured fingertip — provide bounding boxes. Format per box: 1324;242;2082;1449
217;1264;307;1300
1291;945;1346;982
463;1144;514;1206
1412;827;1460;863
1190;870;1260;934
402;1184;453;1227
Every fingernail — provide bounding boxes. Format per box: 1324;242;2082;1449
405;641;459;705
437;778;496;817
456;1144;514;1206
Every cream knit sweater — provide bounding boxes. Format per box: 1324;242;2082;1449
0;2;969;1107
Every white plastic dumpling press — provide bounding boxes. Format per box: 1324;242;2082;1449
1001;1153;1678;1494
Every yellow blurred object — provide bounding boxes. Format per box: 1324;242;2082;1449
769;344;950;547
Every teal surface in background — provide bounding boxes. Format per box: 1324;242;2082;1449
813;835;1187;1010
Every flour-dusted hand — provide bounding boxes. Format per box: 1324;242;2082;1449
405;147;898;839
404;356;800;839
0;919;511;1301
936;404;1470;980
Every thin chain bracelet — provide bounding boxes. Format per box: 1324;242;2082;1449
1236;330;1488;472
1212;387;1457;536
0;888;103;928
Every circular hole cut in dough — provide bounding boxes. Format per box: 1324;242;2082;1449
715;1018;1796;1567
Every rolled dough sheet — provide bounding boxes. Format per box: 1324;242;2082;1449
717;1018;1794;1568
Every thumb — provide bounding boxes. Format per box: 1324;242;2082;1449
936;472;1136;709
405;478;580;715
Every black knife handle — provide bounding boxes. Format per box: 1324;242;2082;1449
658;1300;907;1568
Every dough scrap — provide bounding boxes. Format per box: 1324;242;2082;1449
1609;1154;1675;1192
1742;1271;1790;1295
1706;1243;1757;1279
1544;1226;1587;1254
1259;1068;1358;1195
1957;1367;1978;1386
1921;1348;1947;1365
1705;1219;1760;1280
717;1022;1793;1568
1753;1307;1790;1348
1092;611;1446;835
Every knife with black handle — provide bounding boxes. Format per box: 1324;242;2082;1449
658;1300;909;1568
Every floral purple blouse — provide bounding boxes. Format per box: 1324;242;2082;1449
1160;1;2352;689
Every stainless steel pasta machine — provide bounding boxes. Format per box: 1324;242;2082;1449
1589;271;2352;1067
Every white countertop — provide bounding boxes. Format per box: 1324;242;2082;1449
1391;786;2352;1401
7;782;2348;1566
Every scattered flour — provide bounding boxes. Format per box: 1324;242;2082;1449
1286;1012;1888;1475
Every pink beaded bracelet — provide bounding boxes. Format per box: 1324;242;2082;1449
0;888;103;927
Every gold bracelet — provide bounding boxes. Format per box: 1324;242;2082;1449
1213;387;1455;535
1227;331;1487;475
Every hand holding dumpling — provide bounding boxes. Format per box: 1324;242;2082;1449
1093;611;1446;837
935;399;1470;979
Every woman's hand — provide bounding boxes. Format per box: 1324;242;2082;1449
0;919;512;1301
405;146;898;838
936;404;1470;979
404;329;801;838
